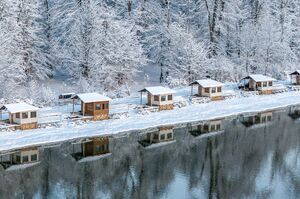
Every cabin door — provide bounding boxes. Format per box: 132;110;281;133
297;76;300;85
198;85;202;96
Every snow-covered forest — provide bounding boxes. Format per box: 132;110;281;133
1;0;300;100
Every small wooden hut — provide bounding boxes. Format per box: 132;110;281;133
71;93;111;120
139;86;176;111
0;102;39;130
190;79;224;100
240;74;276;94
289;71;300;85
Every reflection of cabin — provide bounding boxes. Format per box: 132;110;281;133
72;137;110;161
0;148;40;170
189;119;224;137
139;126;174;147
289;71;300;85
139;86;176;111
288;106;300;119
0;103;39;130
240;112;273;127
71;93;111;121
239;74;276;94
190;79;224;100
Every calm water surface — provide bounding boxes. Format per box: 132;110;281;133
1;107;300;199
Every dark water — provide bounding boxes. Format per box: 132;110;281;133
1;107;300;199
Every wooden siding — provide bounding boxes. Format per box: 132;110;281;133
84;137;109;156
81;101;109;121
159;104;174;111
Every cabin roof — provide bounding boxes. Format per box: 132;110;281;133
0;102;39;114
71;93;111;103
289;70;300;75
242;74;276;82
139;86;176;95
190;79;224;88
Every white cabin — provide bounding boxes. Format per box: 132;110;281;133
190;79;224;100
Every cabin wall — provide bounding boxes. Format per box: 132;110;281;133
291;74;300;85
82;101;109;120
148;93;173;106
11;111;38;125
83;138;109;156
199;86;223;98
256;81;274;91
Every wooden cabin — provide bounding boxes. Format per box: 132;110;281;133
190;79;224;100
71;93;111;121
289;71;300;85
240;74;276;94
139;86;176;111
72;137;110;162
189;119;224;137
0;102;39;130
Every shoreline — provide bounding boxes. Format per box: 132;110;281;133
0;91;300;153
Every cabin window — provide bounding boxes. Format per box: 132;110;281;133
31;154;37;161
154;95;159;101
154;134;159;140
161;96;166;102
217;87;222;92
31;112;37;118
160;134;165;140
203;125;209;132
267;115;272;121
168;95;172;101
167;133;172;139
16;113;20;119
102;104;106;110
22;112;28;119
216;124;221;131
211;124;216;131
257;82;261;87
262;116;267;123
22;156;29;163
212;88;216;93
16;155;20;163
205;88;210;93
95;104;101;110
263;82;267;87
95;145;101;153
268;81;273;86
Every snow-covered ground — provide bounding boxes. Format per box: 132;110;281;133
1;85;300;152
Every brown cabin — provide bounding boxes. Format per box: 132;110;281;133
139;86;176;111
0;102;39;130
71;93;111;121
289;71;300;85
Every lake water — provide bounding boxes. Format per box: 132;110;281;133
1;107;300;199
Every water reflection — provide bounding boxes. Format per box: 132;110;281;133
71;137;111;163
240;111;273;127
0;108;300;199
138;126;175;148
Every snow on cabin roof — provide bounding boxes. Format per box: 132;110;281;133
139;86;176;95
71;93;111;103
289;70;300;75
190;79;224;88
0;102;39;114
243;74;276;82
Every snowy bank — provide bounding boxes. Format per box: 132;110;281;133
0;91;300;152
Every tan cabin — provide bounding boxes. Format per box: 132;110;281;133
190;79;224;100
289;71;300;85
139;86;176;111
240;74;276;94
146;126;174;144
0;102;39;130
71;93;111;121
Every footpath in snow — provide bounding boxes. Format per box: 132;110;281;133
0;89;300;152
